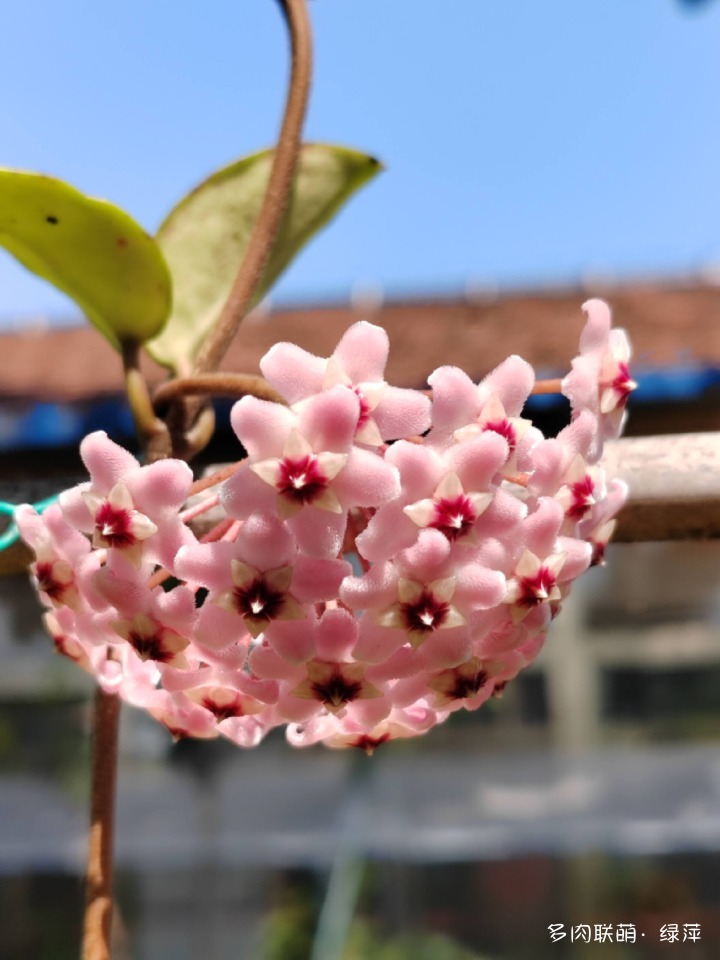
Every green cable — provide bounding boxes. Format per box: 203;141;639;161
0;494;60;551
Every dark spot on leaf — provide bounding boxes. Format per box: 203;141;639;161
46;215;59;225
117;237;128;248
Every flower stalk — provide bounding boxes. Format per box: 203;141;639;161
81;686;121;960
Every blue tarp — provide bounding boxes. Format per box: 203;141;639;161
1;367;718;452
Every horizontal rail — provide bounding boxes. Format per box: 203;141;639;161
604;431;720;542
1;432;719;576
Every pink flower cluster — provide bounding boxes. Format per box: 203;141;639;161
18;299;633;752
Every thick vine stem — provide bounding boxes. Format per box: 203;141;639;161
154;372;286;410
192;0;312;377
81;687;121;960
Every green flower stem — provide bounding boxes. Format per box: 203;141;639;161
122;340;172;459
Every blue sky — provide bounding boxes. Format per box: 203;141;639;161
1;0;719;326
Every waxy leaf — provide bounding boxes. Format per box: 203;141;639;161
147;144;382;372
0;170;172;349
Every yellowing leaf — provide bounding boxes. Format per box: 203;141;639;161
0;169;172;349
147;144;382;372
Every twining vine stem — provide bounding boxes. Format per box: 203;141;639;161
191;0;312;377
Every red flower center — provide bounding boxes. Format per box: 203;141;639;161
201;695;245;722
610;362;635;408
447;669;488;700
354;387;372;430
483;418;517;451
35;562;66;601
277;455;328;505
233;578;285;621
567;475;595;521
401;590;450;634
352;733;390;755
591;541;607;567
311;672;363;709
517;567;557;608
128;626;172;663
430;494;477;541
95;502;136;548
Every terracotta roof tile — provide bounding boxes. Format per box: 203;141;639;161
2;279;719;402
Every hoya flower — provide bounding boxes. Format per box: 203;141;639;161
260;320;431;443
376;577;467;648
290;659;383;715
216;561;306;638
221;388;400;557
562;299;637;459
454;394;534;476
554;454;605;525
404;472;493;544
59;431;194;571
503;549;566;623
15;503;91;612
426;655;505;709
427;354;535;449
112;613;190;668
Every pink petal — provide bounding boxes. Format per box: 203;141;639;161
315;608;358;660
418;628;472;670
59;482;94;532
454;564;507;609
221;467;277;520
556;537;592;581
427;365;480;438
523;498;564;559
127;459;193;515
195;604;248;651
478;355;535;417
287;508;347;559
230;396;295;459
260;341;325;403
175;541;236;591
373;386;432;440
236;512;295;569
340;561;397;610
292;557;352;602
347;695;392;727
447;431;509;489
356;502;421;564
297;386;359;453
396;528;451;582
333;448;400;508
353;614;406;663
333;320;389;383
265;619;315;664
79;431;139;494
249;644;305;681
386;441;444;499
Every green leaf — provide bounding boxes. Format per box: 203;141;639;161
147;144;382;372
0;169;172;350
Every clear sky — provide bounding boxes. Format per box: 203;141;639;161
1;0;719;326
